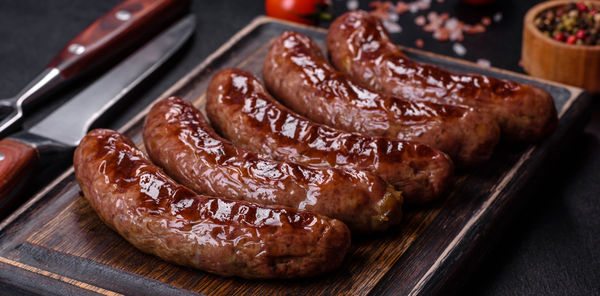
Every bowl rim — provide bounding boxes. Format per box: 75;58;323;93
525;0;600;50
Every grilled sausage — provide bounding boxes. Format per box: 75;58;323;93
143;96;402;232
73;128;350;279
206;69;454;204
327;10;557;142
263;31;500;167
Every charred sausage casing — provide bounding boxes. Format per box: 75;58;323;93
74;128;351;279
206;69;454;204
143;96;402;232
327;11;557;142
263;31;500;168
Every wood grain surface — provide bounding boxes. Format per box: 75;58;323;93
0;17;593;296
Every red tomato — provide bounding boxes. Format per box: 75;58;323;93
265;0;331;25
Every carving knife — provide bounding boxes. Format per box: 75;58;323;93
0;15;195;206
0;0;189;138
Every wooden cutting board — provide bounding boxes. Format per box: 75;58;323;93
0;16;593;296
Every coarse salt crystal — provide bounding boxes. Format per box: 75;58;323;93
450;29;463;41
477;59;491;67
388;12;399;22
481;16;492;26
433;28;450;41
453;43;467;56
427;11;438;22
409;4;420;13
383;20;402;33
347;0;359;11
493;12;503;22
396;2;409;14
415;15;427;26
445;18;459;30
415;38;425;48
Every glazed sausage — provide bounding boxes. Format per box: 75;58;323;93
206;69;454;204
263;31;500;167
74;128;350;279
327;10;557;142
143;96;402;232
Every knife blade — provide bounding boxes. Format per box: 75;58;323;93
0;15;195;206
0;0;190;138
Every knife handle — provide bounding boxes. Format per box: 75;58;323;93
0;139;38;204
47;0;189;79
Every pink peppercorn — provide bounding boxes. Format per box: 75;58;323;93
566;35;577;44
577;3;588;12
554;32;565;41
576;29;586;39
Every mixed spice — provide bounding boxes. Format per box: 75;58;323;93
535;2;600;45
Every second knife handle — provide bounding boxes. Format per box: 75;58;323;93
0;139;38;204
48;0;189;79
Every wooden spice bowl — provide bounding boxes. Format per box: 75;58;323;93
522;0;600;93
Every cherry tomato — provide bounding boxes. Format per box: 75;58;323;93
265;0;331;25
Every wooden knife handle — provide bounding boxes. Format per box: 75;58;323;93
47;0;189;79
0;139;38;203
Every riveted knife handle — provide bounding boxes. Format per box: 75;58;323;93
0;139;38;204
47;0;189;79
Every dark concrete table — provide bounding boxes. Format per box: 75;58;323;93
0;0;597;294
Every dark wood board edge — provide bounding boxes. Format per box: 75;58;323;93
0;15;593;296
369;90;595;296
0;242;199;296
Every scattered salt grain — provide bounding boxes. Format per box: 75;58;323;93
449;29;464;41
383;20;403;33
415;15;427;26
415;38;425;48
396;2;409;14
453;43;467;56
445;18;459;30
464;24;486;34
433;27;449;41
427;11;438;22
493;12;503;22
347;0;359;11
476;58;491;67
481;16;492;26
409;4;420;13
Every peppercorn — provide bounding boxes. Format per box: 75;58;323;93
535;2;600;46
555;32;565;41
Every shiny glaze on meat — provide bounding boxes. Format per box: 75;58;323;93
327;10;557;142
73;129;350;279
206;69;455;204
143;96;402;232
263;31;500;167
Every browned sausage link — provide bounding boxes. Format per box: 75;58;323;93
263;31;500;168
206;69;454;204
143;96;402;232
327;10;558;142
73;128;350;279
